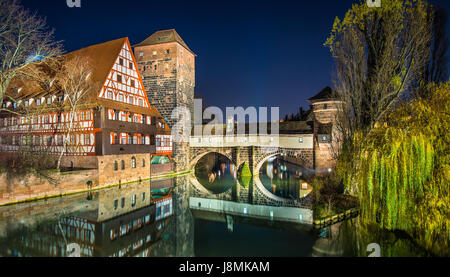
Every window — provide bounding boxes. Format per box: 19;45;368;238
165;63;169;70
139;99;143;107
117;74;122;83
142;192;145;201
121;197;125;208
129;62;133;69
85;135;90;145
133;135;138;145
121;160;125;170
142;159;145;167
119;58;124;66
299;137;303;143
152;51;157;56
36;99;41;106
114;199;118;210
114;161;118;171
322;135;327;142
154;65;157;71
128;96;133;105
139;52;144;57
166;49;170;54
86;111;91;121
131;157;136;168
130;80;135;87
131;195;136;207
323;103;328;109
118;94;124;102
108;90;113;99
47;97;52;105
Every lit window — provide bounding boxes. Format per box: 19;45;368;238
299;137;303;143
131;195;136;207
152;51;157;56
322;135;327;142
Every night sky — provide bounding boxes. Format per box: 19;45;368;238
20;0;450;117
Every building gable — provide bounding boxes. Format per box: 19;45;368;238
98;39;150;108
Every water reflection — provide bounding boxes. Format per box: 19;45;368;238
259;157;313;199
194;153;237;194
0;157;432;257
0;181;175;257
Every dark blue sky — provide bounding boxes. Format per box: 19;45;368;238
21;0;450;116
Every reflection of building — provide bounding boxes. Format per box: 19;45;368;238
0;182;174;257
0;37;173;186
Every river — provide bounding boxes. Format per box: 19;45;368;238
0;153;430;257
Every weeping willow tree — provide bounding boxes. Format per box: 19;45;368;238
341;82;449;255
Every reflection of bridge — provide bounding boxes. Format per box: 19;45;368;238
189;197;313;225
189;174;312;209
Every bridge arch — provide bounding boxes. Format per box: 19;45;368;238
253;148;312;175
189;149;234;172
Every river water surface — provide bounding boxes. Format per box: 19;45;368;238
0;154;429;257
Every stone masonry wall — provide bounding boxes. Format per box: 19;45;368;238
97;153;151;186
134;42;195;173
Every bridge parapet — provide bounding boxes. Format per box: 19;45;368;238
190;134;313;149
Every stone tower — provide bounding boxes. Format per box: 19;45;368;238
307;86;343;171
134;29;196;172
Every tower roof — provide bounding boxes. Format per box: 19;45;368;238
133;29;196;56
307;86;338;102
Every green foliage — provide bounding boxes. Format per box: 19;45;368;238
339;82;450;255
239;162;252;177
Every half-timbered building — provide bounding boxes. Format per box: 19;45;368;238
0;37;173;185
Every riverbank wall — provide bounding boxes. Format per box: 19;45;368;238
0;167;190;207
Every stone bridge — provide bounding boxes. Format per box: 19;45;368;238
189;134;315;175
